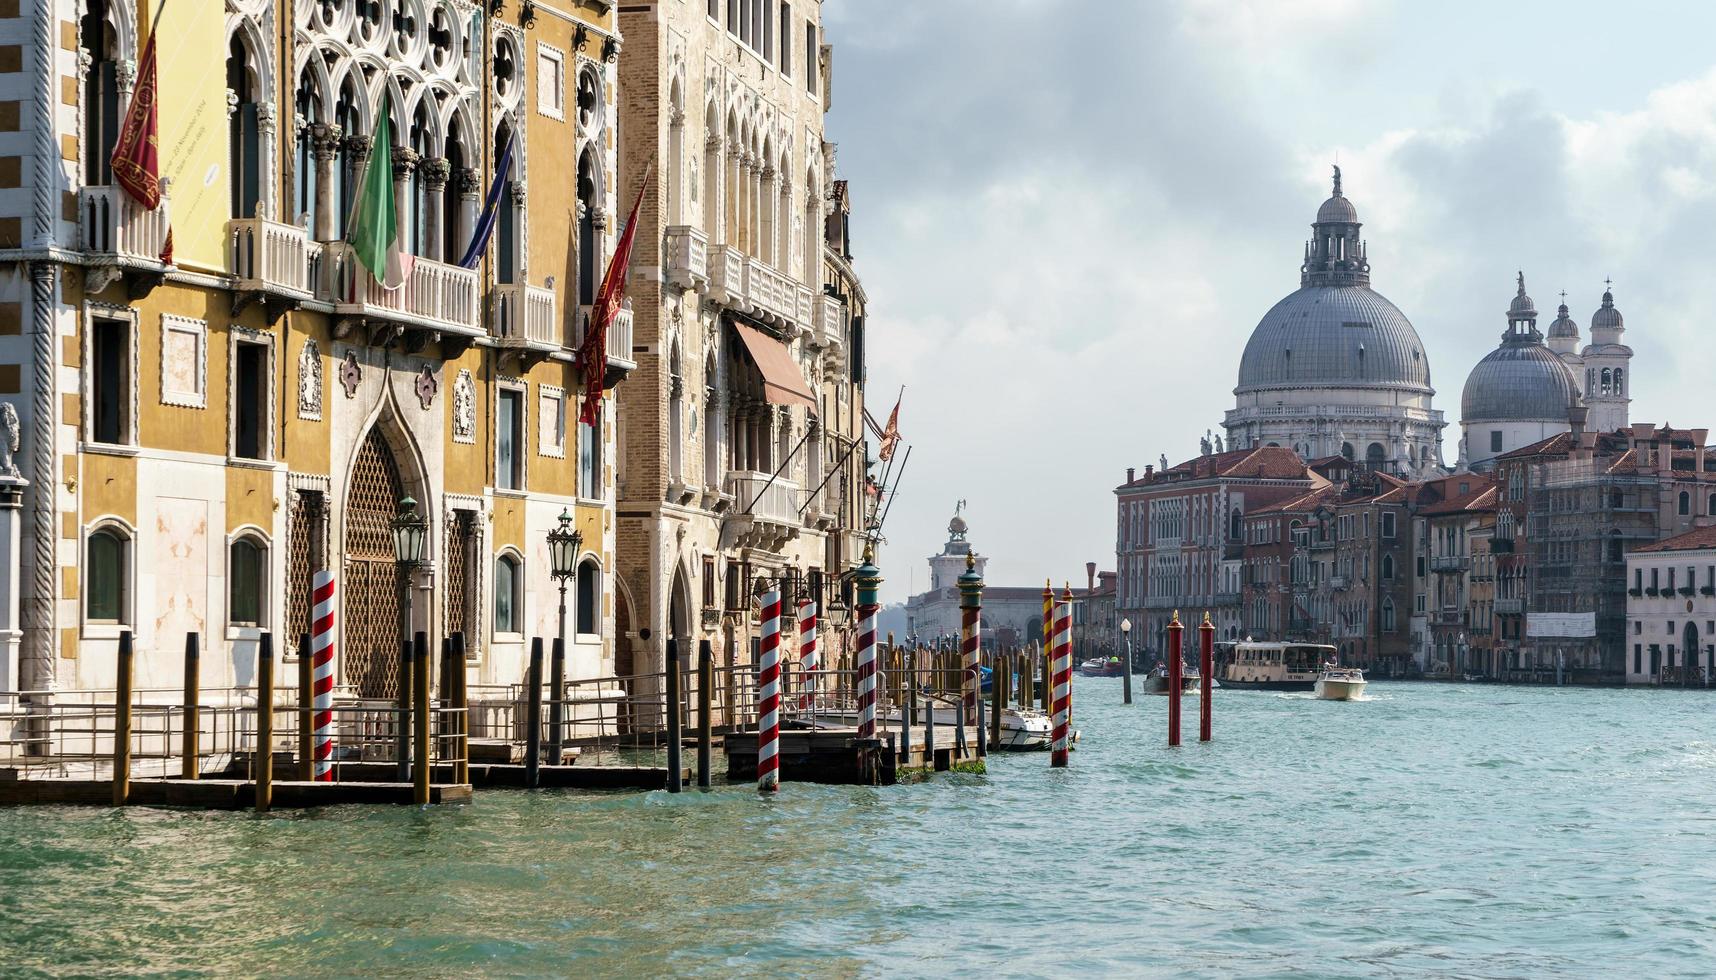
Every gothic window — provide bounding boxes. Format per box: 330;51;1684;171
334;77;365;240
86;526;130;625
81;0;121;186
668;344;684;483
497;387;524;490
89;315;134;446
578;405;601;500
495;120;519;282
1382;554;1395;581
295;70;323;236
494;552;522;635
227;35;262;219
704;351;721;487
408;102;433;256
229;535;267;627
577;148;601;307
1680;491;1691;516
1614;368;1624;395
1601;368;1612;396
575;558;600;636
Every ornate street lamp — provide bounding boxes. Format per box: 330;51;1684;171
391;495;429;630
547;508;583;642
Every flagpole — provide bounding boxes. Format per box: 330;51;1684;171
871;444;911;542
797;431;865;519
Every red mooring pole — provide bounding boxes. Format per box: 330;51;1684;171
1167;611;1183;747
1199;612;1214;743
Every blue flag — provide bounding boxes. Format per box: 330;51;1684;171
458;132;515;269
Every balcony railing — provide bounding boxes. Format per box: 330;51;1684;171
492;283;558;347
1330;575;1350;591
727;471;802;525
665;225;708;291
1430;555;1469;573
1213;591;1241;605
325;242;481;336
816;292;844;348
607;300;636;372
80;185;171;264
708;244;748;309
796;285;815;329
227;217;312;298
1495;598;1524;615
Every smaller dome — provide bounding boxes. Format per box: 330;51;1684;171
1317;194;1358;224
1591;288;1624;331
1462;344;1582;422
1546;302;1580;340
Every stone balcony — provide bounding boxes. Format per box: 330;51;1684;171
708;244;748;310
324;242;483;348
725;470;803;551
491;282;559;356
227;217;314;315
1430;555;1469;573
1495;598;1524;615
665;225;708;292
79;184;171;296
815;292;844;349
573;301;637;386
1330;575;1350;591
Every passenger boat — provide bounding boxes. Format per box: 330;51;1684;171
1314;666;1367;701
1217;641;1331;691
1143;662;1215;695
1080;656;1124;677
796;702;1054;751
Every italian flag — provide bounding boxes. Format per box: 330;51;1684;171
347;92;405;289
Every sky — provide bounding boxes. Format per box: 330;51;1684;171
820;0;1716;603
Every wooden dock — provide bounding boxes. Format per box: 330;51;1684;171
723;725;984;785
331;761;688;790
0;778;472;809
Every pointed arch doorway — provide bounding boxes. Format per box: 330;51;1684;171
343;428;408;699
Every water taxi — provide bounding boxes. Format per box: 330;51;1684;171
1143;662;1217;695
1080;656;1124;678
1314;666;1367;701
1218;641;1332;691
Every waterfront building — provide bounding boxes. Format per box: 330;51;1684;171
613;1;866;679
1116;446;1319;656
1459;276;1585;471
1224;170;1445;476
0;0;632;697
1416;475;1497;676
1624;526;1716;685
1290;469;1414;671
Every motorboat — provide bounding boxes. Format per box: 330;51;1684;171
1314;666;1367;701
1080;656;1124;678
1218;640;1331;691
795;701;1054;751
1143;662;1215;695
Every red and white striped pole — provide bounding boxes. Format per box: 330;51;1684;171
310;570;336;781
1051;598;1073;768
757;586;782;792
957;553;984;752
797;598;817;714
855;550;883;741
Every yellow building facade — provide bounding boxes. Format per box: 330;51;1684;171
1;0;632;697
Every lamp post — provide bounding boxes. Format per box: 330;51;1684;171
389;496;428;782
1120;617;1133;704
545;508;582;763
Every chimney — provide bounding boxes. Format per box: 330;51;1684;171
1086;562;1097;594
1145;465;1154;477
1568;405;1587;444
1127;467;1135;483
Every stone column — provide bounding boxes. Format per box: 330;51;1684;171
454;166;481;263
309;124;344;242
420;157;450;262
256;103;279;220
391;147;421;259
22;262;55;693
0;473;26;693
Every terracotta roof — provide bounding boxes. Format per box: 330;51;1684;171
1496;432;1572;461
1420;483;1498;516
1121;445;1311;488
1634;525;1716;554
1250;485;1337;515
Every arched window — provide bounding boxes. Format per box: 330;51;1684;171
229;536;266;626
1613;368;1624;396
227;35;262;219
703;351;721;487
1679;491;1691;516
1707;492;1715;516
494;553;522;635
86;527;129;624
333;77;366;240
1366;443;1386;468
577;148;601;306
294;69;322;235
575;558;600;636
703;104;722;237
1340;442;1354;461
668;343;684;483
408;101;433;256
1601;368;1612;396
1381;554;1395;581
443;116;468;262
494;120;518;283
81;0;122;186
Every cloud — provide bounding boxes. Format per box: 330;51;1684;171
822;1;1716;602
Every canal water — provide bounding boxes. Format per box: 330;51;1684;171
3;681;1715;977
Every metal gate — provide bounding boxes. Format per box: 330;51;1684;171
343;428;407;699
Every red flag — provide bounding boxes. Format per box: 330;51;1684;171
110;29;160;210
878;396;902;462
577;166;653;425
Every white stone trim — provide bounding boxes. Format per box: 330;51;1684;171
79;515;138;635
538;383;566;459
80;301;140;449
223;524;274;635
494;375;528;491
159;314;208;409
226;325;277;461
536;41;566;120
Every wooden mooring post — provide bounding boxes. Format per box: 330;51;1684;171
548;636;566;764
697;639;713;789
395;639;412;783
412;632;431;805
297;633;313;780
901;646;914;767
113;630;134;806
182;632;200;781
256;631;274;812
1199;613;1214;743
452;632;470;785
991;651;1004;749
1167;613;1183;748
665;638;683;794
525;637;543;789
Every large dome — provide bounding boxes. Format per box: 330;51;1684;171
1461;343;1581;422
1236;285;1433;393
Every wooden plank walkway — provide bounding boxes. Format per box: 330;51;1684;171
0;779;472;809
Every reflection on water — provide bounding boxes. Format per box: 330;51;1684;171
3;681;1715;977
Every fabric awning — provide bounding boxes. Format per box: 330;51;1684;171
733;321;816;410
